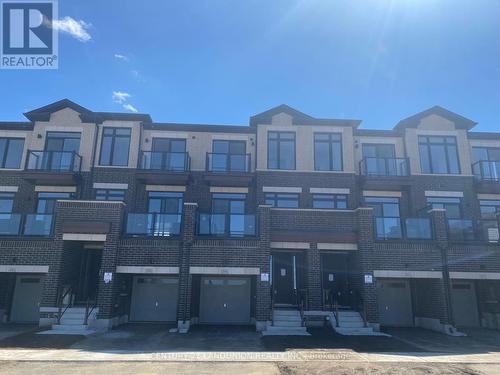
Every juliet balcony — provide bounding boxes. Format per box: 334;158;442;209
24;150;82;185
197;213;257;237
204;153;253;187
360;157;410;177
125;213;182;237
473;160;500;182
374;217;433;241
136;151;191;185
0;213;54;237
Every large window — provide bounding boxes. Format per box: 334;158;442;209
99;128;131;166
265;193;299;208
210;140;247;172
95;189;125;201
36;192;73;214
0;138;24;169
419;136;460;174
312;194;347;209
314;133;342;171
427;197;461;219
472;147;500;180
365;197;402;239
268;132;295;170
0;193;14;213
148;192;184;214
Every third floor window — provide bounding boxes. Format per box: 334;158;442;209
314;133;342;171
99;128;131;167
0;138;24;169
419;136;460;174
268;132;295;170
209;140;247;172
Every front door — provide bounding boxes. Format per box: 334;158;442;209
75;250;102;305
322;253;351;307
272;253;296;305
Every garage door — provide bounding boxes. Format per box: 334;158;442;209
199;276;251;324
452;281;479;327
377;279;413;327
10;275;43;323
130;276;178;322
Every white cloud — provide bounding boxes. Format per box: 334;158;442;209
52;16;92;42
112;91;131;104
114;54;129;61
122;103;138;113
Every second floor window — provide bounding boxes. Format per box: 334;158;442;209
268;132;295;170
365;197;402;239
0;138;24;169
312;194;347;209
419;136;460;174
148;192;183;214
265;193;299;208
427;197;461;219
99;128;131;167
472;147;500;180
314;133;342;171
0;193;14;213
36;192;74;214
95;189;125;201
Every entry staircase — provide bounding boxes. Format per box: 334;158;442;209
50;307;98;333
262;309;310;336
330;310;388;336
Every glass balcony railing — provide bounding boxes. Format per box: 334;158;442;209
206;153;251;173
448;219;499;242
139;151;190;172
126;213;182;237
0;213;22;235
472;160;500;181
23;214;53;236
375;217;433;240
360;157;410;177
25;150;82;172
198;213;257;237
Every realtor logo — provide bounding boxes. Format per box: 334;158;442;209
1;0;58;69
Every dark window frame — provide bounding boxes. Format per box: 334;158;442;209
314;132;343;171
36;192;74;214
95;189;125;201
0;137;25;169
0;192;15;213
264;193;299;208
419;136;460;174
312;194;347;209
147;191;184;214
267;131;296;170
427;197;462;219
99;127;132;167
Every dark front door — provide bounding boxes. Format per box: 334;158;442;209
75;250;102;304
273;252;296;305
322;253;351;308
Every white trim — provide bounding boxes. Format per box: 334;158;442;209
148;131;188;139
478;194;500;200
210;187;249;194
210;134;251;141
317;243;358;251
309;188;350;195
263;186;302;193
0;186;18;192
450;272;500;280
35;185;77;193
270;208;354;213
62;233;107;242
0;265;49;273
425;190;464;198
93;183;128;190
363;190;402;198
373;270;442;279
116;266;179;274
189;266;260;275
270;241;310;249
145;185;186;192
413;173;473;177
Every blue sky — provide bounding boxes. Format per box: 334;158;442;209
1;0;499;130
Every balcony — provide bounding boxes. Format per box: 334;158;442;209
473;160;500;182
375;217;432;240
204;153;253;187
197;213;257;237
360;157;410;177
448;219;499;243
24;150;82;185
126;213;182;237
0;214;53;237
136;151;190;184
0;214;22;235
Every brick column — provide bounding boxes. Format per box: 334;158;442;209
429;208;454;327
356;207;379;325
255;205;271;331
177;202;197;332
307;243;322;310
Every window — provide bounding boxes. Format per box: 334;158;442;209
427;197;461;219
472;147;500;163
265;193;299;208
268;132;295;170
314;133;342;171
362;144;396;159
0;193;14;213
210;193;248;236
210;140;247;172
312;194;347;209
150;138;187;171
211;193;246;214
99;128;131;166
95;189;125;201
148;192;183;214
36;192;73;214
46;132;80;153
419;136;460;174
365;197;402;239
0;138;24;169
480;200;500;220
472;147;500;180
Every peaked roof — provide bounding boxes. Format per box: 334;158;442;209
24;99;152;123
395;106;477;131
250;104;361;127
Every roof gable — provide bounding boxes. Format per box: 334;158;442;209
24;99;92;121
395;106;477;131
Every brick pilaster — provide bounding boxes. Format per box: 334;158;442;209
307;243;322;310
256;205;271;323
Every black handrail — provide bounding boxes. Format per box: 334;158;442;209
360;157;410;177
139;151;190;172
84;298;97;325
56;285;73;325
25;150;82;172
472;160;500;181
206;153;251;173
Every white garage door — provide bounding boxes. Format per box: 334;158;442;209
377;279;413;327
130;276;178;322
10;275;43;323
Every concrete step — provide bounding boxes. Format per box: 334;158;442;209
335;327;390;337
52;324;88;330
338;322;366;328
337;316;364;323
273;310;300;317
262;326;310;336
273;315;302;321
273;321;303;327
